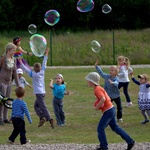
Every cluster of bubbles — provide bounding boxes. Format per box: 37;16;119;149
28;10;60;57
76;0;112;53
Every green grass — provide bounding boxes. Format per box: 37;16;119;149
0;67;150;145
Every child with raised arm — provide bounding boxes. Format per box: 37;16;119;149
49;74;70;126
85;72;135;150
18;48;54;129
117;56;133;107
130;73;150;124
95;59;123;122
13;37;32;69
8;87;32;145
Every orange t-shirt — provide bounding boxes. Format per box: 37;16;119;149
94;85;113;113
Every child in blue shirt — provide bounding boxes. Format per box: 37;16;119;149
95;59;123;122
8;87;32;145
49;74;70;126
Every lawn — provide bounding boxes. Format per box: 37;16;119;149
0;66;150;145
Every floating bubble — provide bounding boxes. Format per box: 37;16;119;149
30;34;47;57
102;4;112;14
28;24;37;34
77;0;94;13
44;10;60;26
91;40;101;53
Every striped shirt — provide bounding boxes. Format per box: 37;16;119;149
11;99;32;123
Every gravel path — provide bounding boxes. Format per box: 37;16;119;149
0;142;150;150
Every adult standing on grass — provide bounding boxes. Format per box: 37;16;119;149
18;48;54;129
13;37;32;69
95;59;123;122
85;72;135;150
117;56;133;107
0;43;20;125
49;74;70;126
8;87;32;145
130;73;150;124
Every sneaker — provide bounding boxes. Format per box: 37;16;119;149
38;118;45;127
118;118;123;122
22;140;31;145
57;124;64;127
141;120;149;124
4;120;12;124
49;119;54;129
127;141;135;150
8;140;14;145
0;121;5;125
126;102;132;107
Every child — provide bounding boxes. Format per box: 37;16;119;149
130;73;150;124
8;86;32;145
13;37;32;69
85;72;135;150
18;48;54;129
95;59;123;122
49;74;70;126
12;68;32;88
117;56;133;107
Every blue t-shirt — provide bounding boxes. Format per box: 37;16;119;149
52;83;66;99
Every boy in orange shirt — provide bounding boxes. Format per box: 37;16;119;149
85;72;135;150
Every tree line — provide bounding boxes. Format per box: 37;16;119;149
0;0;150;32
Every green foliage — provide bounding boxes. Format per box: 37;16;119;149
0;67;150;144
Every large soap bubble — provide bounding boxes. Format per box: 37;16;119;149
102;4;112;14
28;24;37;34
77;0;94;12
30;34;47;57
44;10;60;26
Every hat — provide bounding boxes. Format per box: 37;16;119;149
17;68;23;75
13;37;21;44
56;74;63;79
85;72;100;85
138;74;149;80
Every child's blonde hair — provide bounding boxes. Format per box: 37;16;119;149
117;55;130;69
110;65;119;75
5;43;16;54
33;62;41;72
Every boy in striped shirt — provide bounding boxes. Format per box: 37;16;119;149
8;87;32;145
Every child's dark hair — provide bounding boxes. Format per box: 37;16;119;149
33;62;41;72
15;87;25;98
13;37;21;45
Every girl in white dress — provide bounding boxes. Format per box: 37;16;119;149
130;73;150;124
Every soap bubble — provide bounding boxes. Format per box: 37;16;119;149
91;40;101;53
44;9;60;26
77;0;94;12
102;4;112;14
28;24;37;34
30;34;47;57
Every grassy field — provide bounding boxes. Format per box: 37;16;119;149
0;28;150;66
0;67;150;145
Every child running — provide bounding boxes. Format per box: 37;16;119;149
95;59;123;122
49;74;70;126
130;73;150;124
8;87;32;145
117;56;133;107
18;48;54;129
85;72;135;150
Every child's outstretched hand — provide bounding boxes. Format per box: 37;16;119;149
129;71;134;78
95;59;99;66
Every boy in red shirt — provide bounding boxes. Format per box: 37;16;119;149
85;72;135;150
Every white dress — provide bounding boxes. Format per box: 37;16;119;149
138;84;150;110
